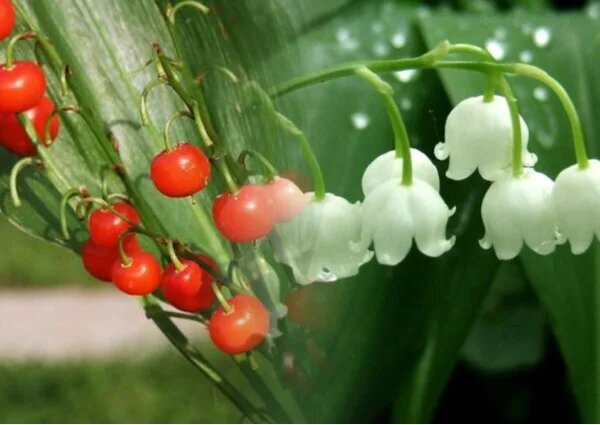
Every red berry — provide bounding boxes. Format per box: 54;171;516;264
81;235;141;282
0;0;15;41
111;251;162;296
150;142;211;197
265;177;307;223
212;184;276;242
0;96;60;156
161;256;218;312
88;202;139;249
0;61;46;113
208;294;270;355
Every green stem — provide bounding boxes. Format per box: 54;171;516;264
167;0;210;24
10;157;38;208
167;239;185;271
497;80;524;177
147;309;208;325
164;110;192;150
60;187;87;239
354;66;412;185
116;230;134;267
276;112;326;200
212;282;233;313
140;78;169;126
238;149;278;180
5;32;37;68
141;296;268;423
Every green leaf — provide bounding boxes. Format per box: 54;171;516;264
420;11;600;421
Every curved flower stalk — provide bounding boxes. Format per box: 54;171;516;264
480;168;563;260
360;177;455;265
552;160;600;254
361;148;440;196
435;95;537;181
270;193;373;285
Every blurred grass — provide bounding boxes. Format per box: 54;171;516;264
0;217;95;288
0;351;239;423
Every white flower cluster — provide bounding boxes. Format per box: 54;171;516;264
270;94;597;285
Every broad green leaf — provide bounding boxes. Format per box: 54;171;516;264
420;11;600;421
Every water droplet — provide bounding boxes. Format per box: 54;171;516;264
393;69;419;83
533;86;549;102
400;98;412;110
485;39;506;60
372;41;390;57
587;2;600;19
494;27;507;40
533;27;551;48
519;50;533;63
351;112;370;130
336;28;350;42
317;267;338;282
390;32;407;48
371;22;384;33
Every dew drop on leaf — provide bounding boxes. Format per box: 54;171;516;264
372;41;390;57
390;32;407;49
533;86;549;102
485;39;506;60
351;113;370;130
393;69;419;83
533;27;552;48
519;50;533;63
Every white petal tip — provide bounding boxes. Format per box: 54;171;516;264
523;152;538;167
479;237;492;250
449;206;457;217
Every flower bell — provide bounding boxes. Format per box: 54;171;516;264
360;178;455;265
435;95;537;181
551;160;600;254
270;193;373;285
361;148;440;195
480;168;563;260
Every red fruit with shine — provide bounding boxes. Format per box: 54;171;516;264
0;96;60;156
208;294;270;355
0;61;46;113
265;177;307;223
111;251;162;296
81;235;141;282
161;256;218;312
0;0;15;41
88;202;140;249
212;184;276;242
150;142;211;197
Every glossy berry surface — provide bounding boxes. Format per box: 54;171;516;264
212;184;276;242
161;256;217;312
88;202;140;249
208;294;270;355
150;142;211;197
111;251;162;296
81;235;140;282
0;61;46;113
0;96;60;156
265;177;307;223
0;0;15;41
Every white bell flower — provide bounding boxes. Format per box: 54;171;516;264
362;148;440;195
552;160;600;254
270;193;373;285
480;168;563;260
435;95;537;181
360;178;456;265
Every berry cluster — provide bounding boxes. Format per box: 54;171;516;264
0;0;60;157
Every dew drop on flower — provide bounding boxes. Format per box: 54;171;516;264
372;41;390;57
390;32;407;48
533;86;549;102
494;27;507;40
351;113;370;130
316;267;338;282
393;69;419;83
533;27;552;48
400;98;413;111
519;50;533;63
371;22;384;33
485;39;506;60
